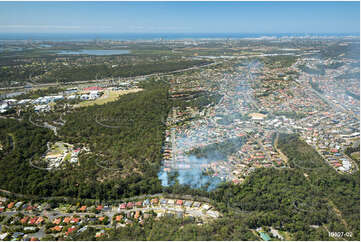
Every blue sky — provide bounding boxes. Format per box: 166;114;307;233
0;1;359;33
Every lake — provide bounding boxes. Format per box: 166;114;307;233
56;49;130;55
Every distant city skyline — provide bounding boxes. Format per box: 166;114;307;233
0;1;359;34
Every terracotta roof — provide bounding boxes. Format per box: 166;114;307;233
67;226;77;234
28;217;37;225
134;211;140;219
7;202;15;209
35;217;44;224
71;217;80;223
20;217;29;224
53;218;61;225
51;226;62;232
126;202;133;208
63;217;71;223
79;206;87;211
84;86;104;91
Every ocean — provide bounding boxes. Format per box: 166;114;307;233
0;33;358;41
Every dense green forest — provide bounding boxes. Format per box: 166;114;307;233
0;80;171;200
262;55;298;69
171;90;222;111
40;60;211;83
277;133;360;240
0;119;56;196
202;133;359;240
105;215;258;241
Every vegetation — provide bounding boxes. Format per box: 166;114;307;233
262;55;298;69
104;216;258;241
188;137;247;160
345;145;360;165
277;133;360;240
40;60;211;83
171;90;222;111
0;80;171;200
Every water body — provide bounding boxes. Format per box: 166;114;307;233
0;47;24;52
56;49;130;55
39;44;52;48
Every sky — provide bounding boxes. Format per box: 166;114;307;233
0;1;359;34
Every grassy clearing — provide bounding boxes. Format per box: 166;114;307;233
47;141;66;156
64;153;71;162
351;152;360;162
278;230;292;240
75;88;143;108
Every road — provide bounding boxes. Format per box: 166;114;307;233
29;115;58;136
0;61;218;92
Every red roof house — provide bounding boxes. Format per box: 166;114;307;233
98;216;105;222
176;200;183;206
20;216;29;224
79;206;87;212
84;86;104;91
71;217;80;223
134;211;140;219
63;217;71;224
35;217;44;225
66;226;77;235
28;217;37;225
7;202;15;209
53;218;61;225
126;202;133;209
51;226;62;232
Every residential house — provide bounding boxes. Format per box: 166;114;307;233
126;202;133;209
